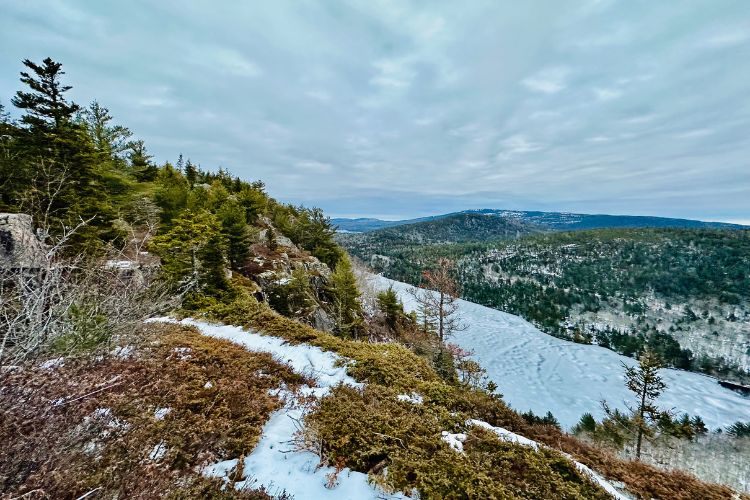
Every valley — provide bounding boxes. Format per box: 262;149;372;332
340;217;750;383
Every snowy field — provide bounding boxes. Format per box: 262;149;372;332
373;276;750;430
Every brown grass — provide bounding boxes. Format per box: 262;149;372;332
0;322;306;499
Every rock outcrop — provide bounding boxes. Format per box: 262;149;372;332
0;213;47;269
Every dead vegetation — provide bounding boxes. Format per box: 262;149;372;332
0;322;307;498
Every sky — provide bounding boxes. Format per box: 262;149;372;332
2;1;749;222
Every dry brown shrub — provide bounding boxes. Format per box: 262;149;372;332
0;322;306;498
526;425;736;500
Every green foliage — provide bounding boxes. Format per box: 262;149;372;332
326;255;363;338
572;413;597;435
149;209;228;294
217;198;251;270
51;302;110;354
154;163;189;223
521;410;561;430
278;206;343;268
726;421;750;438
267;269;317;319
377;287;404;329
307;385;609;499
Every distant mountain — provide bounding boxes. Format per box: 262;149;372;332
333;209;747;233
338;212;542;247
331;215;447;233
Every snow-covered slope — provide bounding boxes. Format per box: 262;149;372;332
373;276;750;430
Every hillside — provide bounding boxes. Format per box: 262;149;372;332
333;209;747;233
341;227;750;383
3;57;749;499
338;213;542;249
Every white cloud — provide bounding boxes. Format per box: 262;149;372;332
700;29;749;49
370;58;415;89
673;128;714;139
305;90;332;102
586;136;612;143
623;114;657;125
521;67;569;94
212;47;262;77
593;87;622;101
296;160;334;173
496;135;542;160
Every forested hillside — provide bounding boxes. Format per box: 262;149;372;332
338;212;541;247
341;226;750;383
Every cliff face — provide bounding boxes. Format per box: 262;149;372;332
240;218;336;332
0;213;47;269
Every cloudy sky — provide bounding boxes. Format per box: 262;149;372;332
2;1;749;222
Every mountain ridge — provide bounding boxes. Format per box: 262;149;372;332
333;209;748;233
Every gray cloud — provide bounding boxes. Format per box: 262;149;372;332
1;0;749;222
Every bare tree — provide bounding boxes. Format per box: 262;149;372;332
409;258;466;343
0;217;175;365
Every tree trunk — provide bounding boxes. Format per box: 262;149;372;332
636;384;647;460
438;290;444;342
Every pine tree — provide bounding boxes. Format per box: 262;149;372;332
217;198;250;270
624;349;666;459
0;102;19;210
149;209;227;293
184;159;198;186
377;286;403;329
79;101;132;163
327;255;363;338
153;163;188;223
11;58;115;247
128;139;157;181
12;58;80;131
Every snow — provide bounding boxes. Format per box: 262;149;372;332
40;357;65;369
374;276;750;430
104;259;136;270
149;317;404;499
397;393;423;405
111;345;134;359
154;407;171;420
468;419;539;449
149;441;167;461
441;431;467;452
454;419;630;499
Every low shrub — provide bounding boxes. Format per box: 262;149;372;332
0;322;305;498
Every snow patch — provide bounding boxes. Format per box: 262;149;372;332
468;419;539;450
441;431;467;452
40;357;65;369
397;393;423;405
154;407;171;420
149;441;167;461
447;418;630;499
151;317;403;499
105;259;136;270
111;345;134;359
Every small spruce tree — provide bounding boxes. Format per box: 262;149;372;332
623;348;666;459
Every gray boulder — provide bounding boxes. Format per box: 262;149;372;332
0;214;48;269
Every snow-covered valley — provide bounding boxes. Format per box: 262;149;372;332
373;276;750;431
